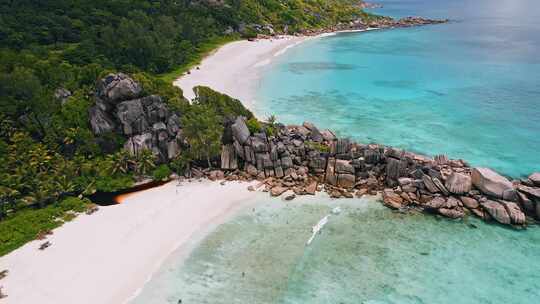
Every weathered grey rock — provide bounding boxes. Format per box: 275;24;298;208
500;201;526;225
309;156;326;173
251;136;268;153
271;186;288;197
325;158;337;185
364;149;381;164
517;185;540;200
398;178;412;186
425;197;446;209
337;174;355;188
386;158;401;182
432;177;449;196
445;197;460;208
167;114;181;135
231;117;250;145
382;189;404;209
274;165;284;178
244;145;255;164
246;164;258;176
305;182;317;195
221;145;238;170
460;196;479;209
89;106;116;135
302;121;316;131
97;73;142;103
124;133;153;156
335;139;351;155
320;130;336;142
422;175;439;193
501;188;518;202
143;95;168;124
434;154;448;165
166;140;180;160
529;172;540;186
281;156;294;169
116;99;147;136
303;121;323;142
402;184;417;193
438;207;464;219
445;172;472;194
335;159;354;174
233;140;244;159
481;200;510;225
471;168;513;198
153;122;167;132
516;191;535;215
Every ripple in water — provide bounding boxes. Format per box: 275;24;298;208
132;195;540;304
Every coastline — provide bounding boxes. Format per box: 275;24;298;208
173;35;309;110
0;180;258;304
173;27;382;115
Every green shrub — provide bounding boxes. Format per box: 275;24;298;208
305;141;330;153
246;117;262;134
152;164;172;181
193;86;254;121
0;196;90;256
94;174;134;193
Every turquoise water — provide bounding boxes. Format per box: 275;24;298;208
132;1;540;302
254;0;540;178
132;196;540;303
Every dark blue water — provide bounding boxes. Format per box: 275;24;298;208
255;0;540;178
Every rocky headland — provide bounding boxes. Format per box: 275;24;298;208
89;74;540;229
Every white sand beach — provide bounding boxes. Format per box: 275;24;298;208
0;180;257;304
174;36;308;108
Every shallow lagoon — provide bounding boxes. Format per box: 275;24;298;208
254;0;540;177
133;195;540;304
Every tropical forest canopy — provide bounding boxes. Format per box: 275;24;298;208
0;0;372;254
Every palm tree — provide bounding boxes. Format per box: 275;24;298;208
135;150;156;176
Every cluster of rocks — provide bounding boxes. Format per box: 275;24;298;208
89;73;184;162
86;74;539;228
216;116;539;228
296;16;447;37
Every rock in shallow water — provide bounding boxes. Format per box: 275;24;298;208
382;189;404;209
481;200;510;225
445;172;472;195
529;172;540;186
471;168;513;199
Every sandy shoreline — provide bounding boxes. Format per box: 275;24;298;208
0;180;257;304
173;29;376;114
173;35;308;110
0;30;376;304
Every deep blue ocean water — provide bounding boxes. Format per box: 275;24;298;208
132;1;540;303
254;0;540;178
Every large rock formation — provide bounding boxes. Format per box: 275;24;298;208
471;168;514;199
445;172;471;194
89;73;183;161
88;74;538;228
213;116;537;227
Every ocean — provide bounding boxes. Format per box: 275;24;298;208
132;1;540;303
132;196;540;304
254;0;540;178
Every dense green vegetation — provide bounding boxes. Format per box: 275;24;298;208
0;0;373;255
0;197;90;256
